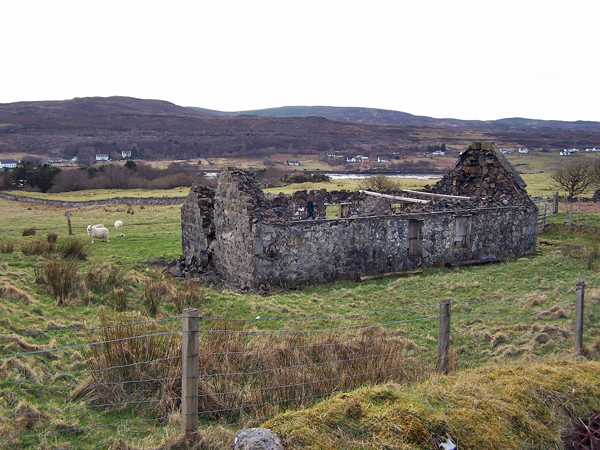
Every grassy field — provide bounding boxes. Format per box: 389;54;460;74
1;179;600;448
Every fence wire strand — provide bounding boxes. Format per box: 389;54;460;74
0;282;593;448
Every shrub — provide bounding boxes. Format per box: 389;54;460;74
46;233;58;244
22;226;36;237
41;259;80;306
357;175;402;191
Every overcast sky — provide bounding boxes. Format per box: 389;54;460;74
2;1;598;122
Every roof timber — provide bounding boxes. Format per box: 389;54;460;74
359;190;430;204
398;189;471;200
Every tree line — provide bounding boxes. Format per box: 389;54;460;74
1;161;215;193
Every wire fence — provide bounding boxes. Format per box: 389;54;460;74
0;281;597;448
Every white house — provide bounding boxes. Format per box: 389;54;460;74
377;156;389;163
0;159;18;169
518;148;529;154
585;148;600;152
432;150;445;156
561;148;580;156
287;160;300;166
346;157;359;163
121;150;132;159
95;154;109;162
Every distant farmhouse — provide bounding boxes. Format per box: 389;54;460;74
287;160;300;166
560;148;580;156
377;156;389;163
121;150;132;159
95;154;109;162
0;159;18;169
518;148;529;154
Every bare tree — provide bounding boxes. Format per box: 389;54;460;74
358;175;402;191
550;158;595;200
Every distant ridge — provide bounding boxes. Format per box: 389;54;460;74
1;96;213;118
189;105;600;131
2;96;600;161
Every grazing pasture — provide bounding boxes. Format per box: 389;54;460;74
1;183;600;449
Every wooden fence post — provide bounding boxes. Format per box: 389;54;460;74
569;201;573;225
65;211;73;235
553;192;558;214
437;299;451;375
574;281;585;354
182;308;199;436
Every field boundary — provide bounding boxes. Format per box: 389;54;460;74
0;191;186;207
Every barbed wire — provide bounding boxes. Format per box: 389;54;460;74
0;280;593;449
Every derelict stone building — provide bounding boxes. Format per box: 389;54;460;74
180;142;537;289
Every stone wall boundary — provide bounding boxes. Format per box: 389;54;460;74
0;191;186;207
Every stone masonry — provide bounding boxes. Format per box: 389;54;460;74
180;142;538;289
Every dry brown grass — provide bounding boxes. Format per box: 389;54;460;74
0;282;33;304
74;310;182;418
193;321;431;424
263;361;600;450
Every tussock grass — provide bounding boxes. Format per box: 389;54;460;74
38;259;80;306
0;282;33;304
264;361;600;450
46;232;58;244
142;280;172;317
172;280;206;313
74;310;181;418
21;239;54;255
0;242;15;254
192;321;431;424
22;226;36;237
58;238;87;260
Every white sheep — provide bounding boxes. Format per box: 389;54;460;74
114;220;123;229
86;225;110;243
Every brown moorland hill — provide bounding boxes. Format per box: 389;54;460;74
1;97;600;166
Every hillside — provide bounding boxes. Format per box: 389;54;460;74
1;97;600;166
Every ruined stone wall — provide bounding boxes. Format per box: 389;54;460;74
180;185;215;265
249;205;537;288
212;170;258;289
180;145;539;290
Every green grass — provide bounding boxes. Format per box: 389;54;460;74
2;187;190;201
1;188;600;448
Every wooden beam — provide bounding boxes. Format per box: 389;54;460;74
399;189;471;200
359;190;429;204
358;268;422;282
